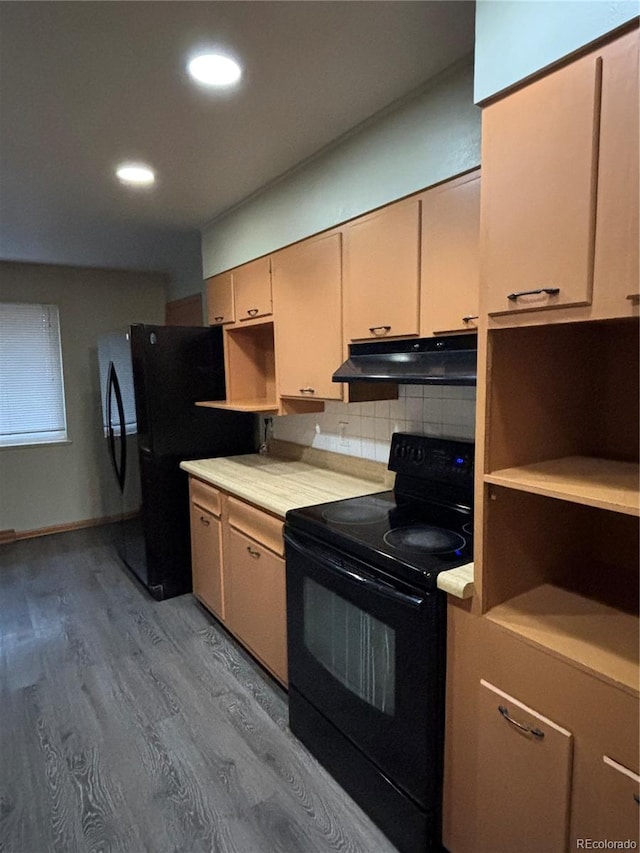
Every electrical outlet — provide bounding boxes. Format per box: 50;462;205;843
338;421;349;447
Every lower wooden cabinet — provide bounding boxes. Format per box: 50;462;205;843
225;526;287;685
190;480;225;620
443;603;639;853
188;476;288;685
475;680;573;853
597;756;640;845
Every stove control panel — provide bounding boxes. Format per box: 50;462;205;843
388;432;474;488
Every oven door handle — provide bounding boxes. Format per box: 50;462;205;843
284;529;426;609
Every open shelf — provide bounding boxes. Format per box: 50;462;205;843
487;584;639;697
485;456;639;516
196;399;279;414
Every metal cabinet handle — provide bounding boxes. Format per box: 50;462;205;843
369;325;391;336
299;387;315;394
247;308;259;316
462;315;479;324
507;288;560;302
199;516;210;526
247;545;261;559
214;315;224;322
498;705;544;739
626;294;640;304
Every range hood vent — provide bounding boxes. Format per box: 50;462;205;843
332;334;477;386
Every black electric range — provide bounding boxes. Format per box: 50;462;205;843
286;432;474;591
284;433;475;853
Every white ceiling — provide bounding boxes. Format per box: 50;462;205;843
0;1;475;274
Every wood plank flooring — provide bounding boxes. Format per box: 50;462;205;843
0;526;398;853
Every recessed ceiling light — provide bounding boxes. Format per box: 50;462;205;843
115;163;156;187
187;53;242;87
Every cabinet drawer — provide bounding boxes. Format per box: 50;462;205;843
189;477;222;518
228;496;284;556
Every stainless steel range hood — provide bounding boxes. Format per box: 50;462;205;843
332;334;477;386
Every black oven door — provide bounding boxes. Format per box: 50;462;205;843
284;526;446;809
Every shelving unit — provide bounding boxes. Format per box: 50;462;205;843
196;399;280;414
485;456;639;515
480;317;639;698
199;321;279;414
487;584;639;696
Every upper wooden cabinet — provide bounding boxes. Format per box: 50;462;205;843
206;271;235;326
272;232;343;401
592;28;639;316
233;256;272;322
420;170;480;336
481;49;601;317
343;198;420;341
482;27;639;325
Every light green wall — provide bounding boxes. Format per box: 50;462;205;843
0;262;166;534
475;0;639;103
201;56;480;278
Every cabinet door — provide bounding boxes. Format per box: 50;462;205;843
475;679;573;853
593;30;639;318
343;198;420;341
272;232;343;400
206;271;235;325
234;256;272;321
597;756;640;845
190;502;225;620
225;527;287;684
482;50;601;317
420;170;480;335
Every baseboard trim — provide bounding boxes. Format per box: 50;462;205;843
8;512;140;543
0;529;17;544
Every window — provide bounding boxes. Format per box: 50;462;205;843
0;303;68;447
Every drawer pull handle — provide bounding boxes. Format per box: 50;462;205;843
247;546;261;559
626;293;640;304
247;308;259;316
299;387;315;394
214;315;224;322
462;315;479;324
369;325;391;336
507;288;560;302
498;705;544;739
634;793;640;805
199;516;210;527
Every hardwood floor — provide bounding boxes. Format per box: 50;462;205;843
0;526;398;853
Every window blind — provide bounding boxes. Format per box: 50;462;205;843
0;302;68;447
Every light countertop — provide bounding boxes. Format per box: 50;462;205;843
180;451;389;518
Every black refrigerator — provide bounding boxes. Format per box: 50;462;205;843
97;324;256;600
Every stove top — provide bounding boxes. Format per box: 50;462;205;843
285;434;474;590
286;489;473;588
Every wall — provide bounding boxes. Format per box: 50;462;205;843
0;220;202;305
474;0;639;103
0;262;166;534
201;56;480;278
269;386;476;462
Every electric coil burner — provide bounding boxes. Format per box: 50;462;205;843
284;433;474;853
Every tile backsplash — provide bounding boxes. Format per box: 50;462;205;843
267;385;476;462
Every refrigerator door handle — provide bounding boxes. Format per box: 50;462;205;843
107;361;127;493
